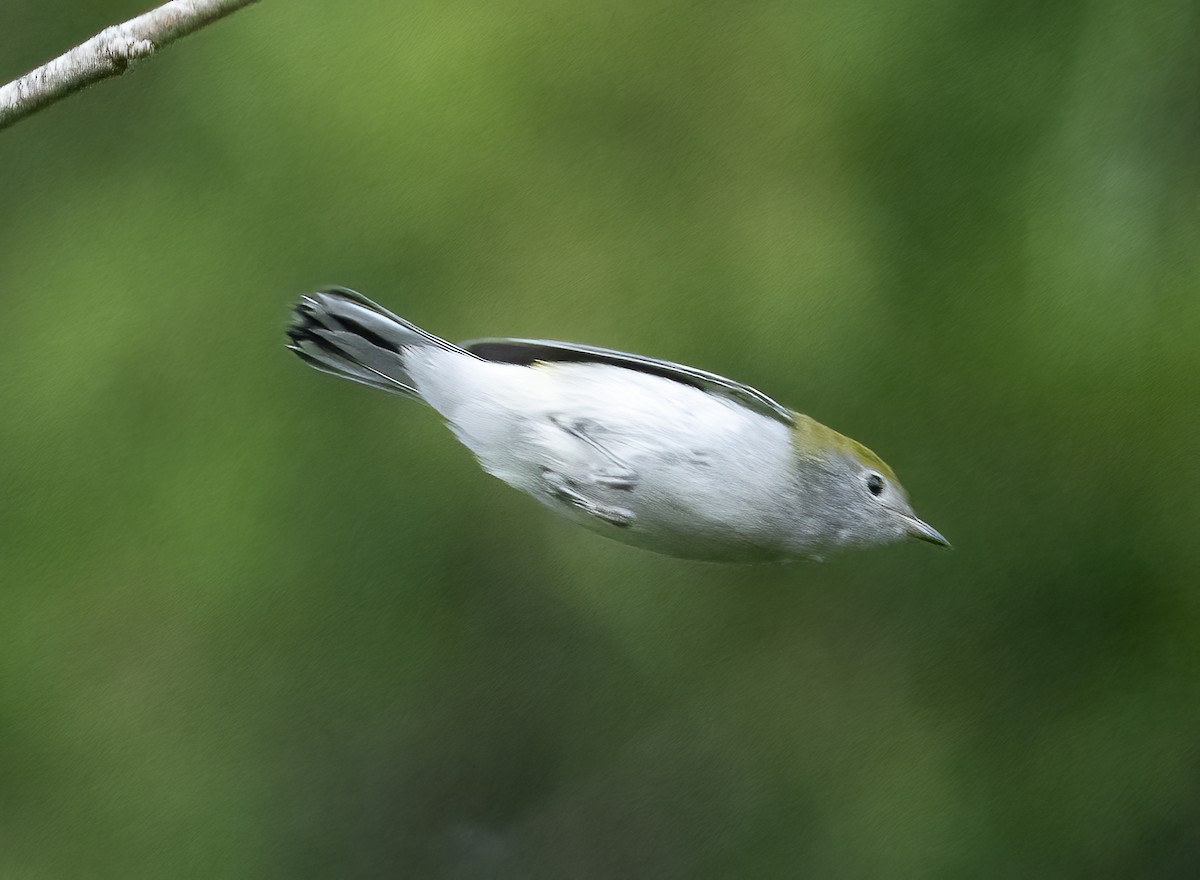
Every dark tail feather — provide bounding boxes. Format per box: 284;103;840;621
286;287;464;398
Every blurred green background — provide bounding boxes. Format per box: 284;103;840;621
2;0;1198;876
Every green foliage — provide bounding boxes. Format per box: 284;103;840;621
2;0;1197;876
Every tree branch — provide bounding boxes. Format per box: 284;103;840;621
0;0;261;133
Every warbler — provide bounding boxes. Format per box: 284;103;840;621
287;288;948;562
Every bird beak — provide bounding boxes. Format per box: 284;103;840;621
906;516;951;548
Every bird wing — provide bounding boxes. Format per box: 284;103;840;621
460;337;795;426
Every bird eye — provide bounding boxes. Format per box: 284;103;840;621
866;472;885;497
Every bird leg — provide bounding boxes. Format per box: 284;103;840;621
541;468;635;528
548;415;639;490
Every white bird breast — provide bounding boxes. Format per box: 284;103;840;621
403;347;799;560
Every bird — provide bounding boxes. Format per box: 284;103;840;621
286;288;948;562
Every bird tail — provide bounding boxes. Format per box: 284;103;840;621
286;288;466;399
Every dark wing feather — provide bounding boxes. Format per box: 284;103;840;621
461;337;795;426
